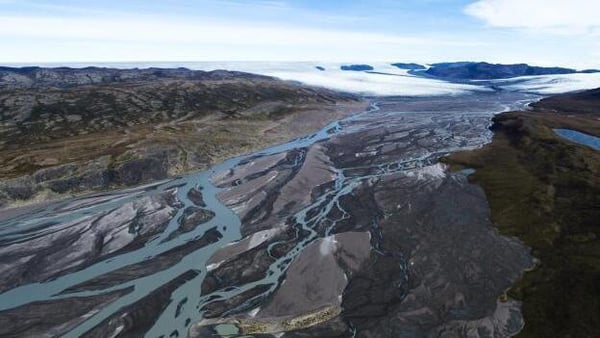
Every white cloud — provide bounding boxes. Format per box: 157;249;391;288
0;4;598;67
465;0;600;34
0;15;428;46
0;14;485;62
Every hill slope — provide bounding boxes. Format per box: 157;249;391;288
445;87;600;337
422;62;584;80
0;67;365;208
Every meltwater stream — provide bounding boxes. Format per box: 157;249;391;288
0;107;370;337
0;92;538;337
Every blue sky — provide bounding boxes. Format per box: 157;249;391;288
1;0;599;68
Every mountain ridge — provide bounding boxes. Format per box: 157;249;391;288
415;61;598;80
0;67;365;208
0;66;272;89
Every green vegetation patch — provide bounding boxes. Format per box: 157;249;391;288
443;111;600;337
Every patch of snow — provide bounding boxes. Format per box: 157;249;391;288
247;228;280;251
406;163;447;181
81;309;100;319
113;324;125;336
265;170;279;184
319;235;338;256
248;307;261;318
354;151;379;158
206;261;223;271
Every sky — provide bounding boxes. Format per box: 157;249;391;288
0;0;599;68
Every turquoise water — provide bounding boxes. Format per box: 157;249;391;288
554;129;600;151
0;92;539;337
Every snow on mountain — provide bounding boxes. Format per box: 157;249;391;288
496;72;600;94
186;62;489;96
6;61;600;96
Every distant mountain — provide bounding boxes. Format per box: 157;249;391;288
340;64;374;71
390;63;426;70
421;62;579;80
0;66;266;89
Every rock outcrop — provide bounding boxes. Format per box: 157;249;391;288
0;67;364;208
421;62;580;79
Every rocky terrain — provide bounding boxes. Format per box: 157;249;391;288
445;88;600;337
0;67;364;208
390;63;426;70
2;64;597;338
0;91;538;337
417;62;597;80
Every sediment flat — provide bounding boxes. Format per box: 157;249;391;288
0;90;541;337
